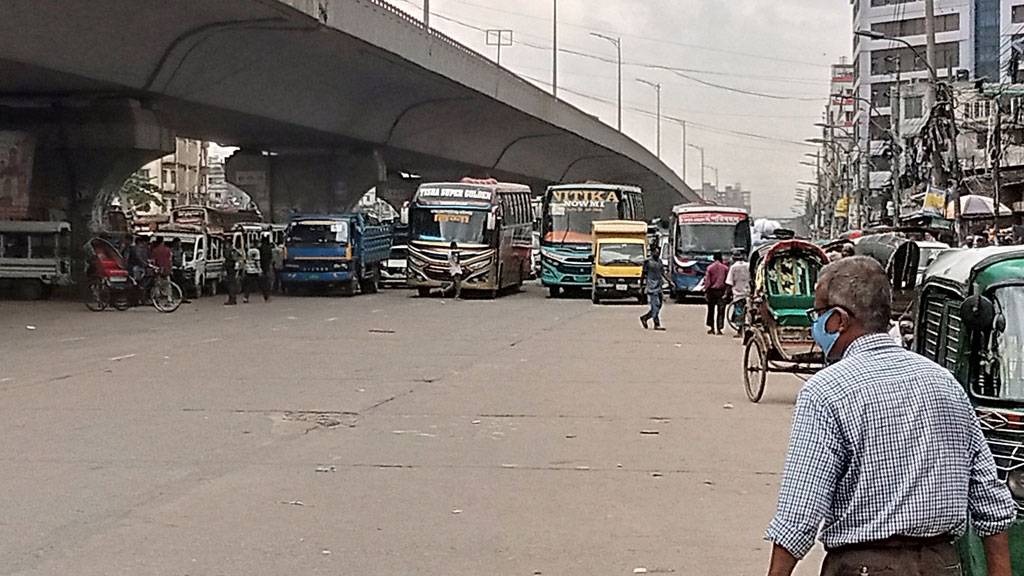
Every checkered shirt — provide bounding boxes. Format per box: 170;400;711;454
765;333;1016;558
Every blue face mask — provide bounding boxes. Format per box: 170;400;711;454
812;309;841;359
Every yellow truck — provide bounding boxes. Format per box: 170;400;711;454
591;220;649;304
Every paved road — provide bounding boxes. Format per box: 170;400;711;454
0;285;823;575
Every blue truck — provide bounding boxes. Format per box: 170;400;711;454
281;214;393;295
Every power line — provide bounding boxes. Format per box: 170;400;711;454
399;0;828;90
431;0;833;69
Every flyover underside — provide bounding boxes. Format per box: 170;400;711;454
0;0;696;219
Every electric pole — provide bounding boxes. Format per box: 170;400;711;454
924;0;947;188
423;0;429;29
992;95;1002;236
891;59;902;226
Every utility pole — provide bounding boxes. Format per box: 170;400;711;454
992;94;1002;237
423;0;429;29
924;0;947;189
552;0;558;99
890;59;902;226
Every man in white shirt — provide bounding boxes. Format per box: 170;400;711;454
447;241;462;299
243;245;264;303
725;248;750;337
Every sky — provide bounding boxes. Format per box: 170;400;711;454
388;0;851;218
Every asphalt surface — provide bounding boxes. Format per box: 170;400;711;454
0;285;824;575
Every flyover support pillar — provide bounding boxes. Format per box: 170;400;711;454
0;100;174;277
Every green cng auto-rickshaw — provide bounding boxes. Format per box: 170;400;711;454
914;246;1024;574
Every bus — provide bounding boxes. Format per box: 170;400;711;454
539;183;644;297
405;178;533;298
669;204;752;300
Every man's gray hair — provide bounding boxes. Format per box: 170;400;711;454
817;255;891;333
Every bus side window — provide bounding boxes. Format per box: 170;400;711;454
4;233;29;258
31;233;57;258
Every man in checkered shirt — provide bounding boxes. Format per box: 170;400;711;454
764;256;1015;576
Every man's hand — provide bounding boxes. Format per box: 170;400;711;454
983;532;1012;576
766;543;798;576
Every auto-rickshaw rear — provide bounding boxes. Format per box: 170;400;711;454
914;246;1024;574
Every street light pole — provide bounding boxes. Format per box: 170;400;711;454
423;0;429;29
637;79;662;158
591;33;622;132
688;143;705;198
552;0;558;100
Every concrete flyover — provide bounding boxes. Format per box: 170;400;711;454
0;0;698;227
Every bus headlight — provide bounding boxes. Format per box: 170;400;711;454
1008;469;1024;499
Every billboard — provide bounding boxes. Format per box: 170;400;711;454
0;131;35;220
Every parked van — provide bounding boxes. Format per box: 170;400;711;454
0;220;72;299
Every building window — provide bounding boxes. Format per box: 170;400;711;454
977;130;988;149
870;0;917;6
871;42;959;75
1014;5;1024;23
872;14;959;38
904;96;924;119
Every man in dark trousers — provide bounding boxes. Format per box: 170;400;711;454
224;248;240;305
765;257;1014;576
169;238;191;303
259;237;274;301
639;244;665;330
704;252;729;335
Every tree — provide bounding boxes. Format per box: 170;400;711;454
117;171;164;212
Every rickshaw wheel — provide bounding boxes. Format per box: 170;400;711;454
84;281;108;312
743;335;768;403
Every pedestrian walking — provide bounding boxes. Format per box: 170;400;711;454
447;241;462;299
272;240;284;293
724;248;749;337
169;238;192;303
243;244;265;303
639;244;665;330
224;248;240;305
704;252;729;335
764;256;1014;576
259;237;274;301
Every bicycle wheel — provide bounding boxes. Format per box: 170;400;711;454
151;280;183;313
84;280;108;312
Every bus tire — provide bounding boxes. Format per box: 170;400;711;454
548;285;560;298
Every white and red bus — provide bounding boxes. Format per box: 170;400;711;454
669;204;751;299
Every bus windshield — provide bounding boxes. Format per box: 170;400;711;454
288;221;349;245
994;286;1024;401
598;242;645;266
411;207;489;245
544;201;618;244
676;223;741;255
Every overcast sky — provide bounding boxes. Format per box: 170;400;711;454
389;0;851;218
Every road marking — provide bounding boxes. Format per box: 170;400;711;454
108;354;136;362
202;337;222;343
59;337;86;343
326;317;338;322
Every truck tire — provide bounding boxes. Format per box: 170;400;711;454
361;266;380;294
16;279;44;300
417;287;431;298
591;290;600;305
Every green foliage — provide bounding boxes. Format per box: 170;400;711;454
118;171;164;211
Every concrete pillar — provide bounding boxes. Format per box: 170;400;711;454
226;148;385;223
0;100;173;276
375;176;421;211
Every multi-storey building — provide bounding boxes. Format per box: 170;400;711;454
850;0;984;223
137;138;208;215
